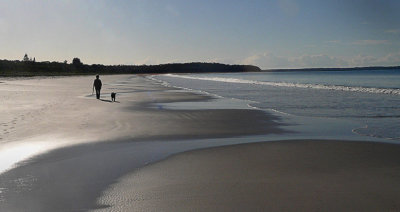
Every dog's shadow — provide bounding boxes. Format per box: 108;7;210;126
100;99;120;103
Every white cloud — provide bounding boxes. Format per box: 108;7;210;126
325;40;341;44
290;54;348;68
241;52;348;69
375;52;400;65
352;40;389;45
326;40;391;46
242;52;293;69
241;52;400;69
211;57;236;65
385;29;400;34
344;52;400;67
348;55;379;67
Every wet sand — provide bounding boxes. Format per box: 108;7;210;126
0;75;286;211
96;140;400;211
2;75;399;211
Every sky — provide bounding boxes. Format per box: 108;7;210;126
0;0;399;69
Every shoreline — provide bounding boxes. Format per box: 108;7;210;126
95;139;400;211
0;74;397;211
0;74;288;211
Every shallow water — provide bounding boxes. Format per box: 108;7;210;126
153;69;400;141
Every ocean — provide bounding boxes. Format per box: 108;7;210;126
152;69;400;141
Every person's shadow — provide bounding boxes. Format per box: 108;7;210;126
100;99;120;103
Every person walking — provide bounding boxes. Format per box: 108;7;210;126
93;75;102;99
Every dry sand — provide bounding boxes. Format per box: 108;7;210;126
96;140;400;212
0;75;287;211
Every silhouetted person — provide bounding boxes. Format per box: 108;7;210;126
111;92;116;102
93;75;102;99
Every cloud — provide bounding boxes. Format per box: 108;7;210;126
290;54;348;68
352;40;389;45
385;29;400;34
346;52;400;67
241;51;400;69
211;57;236;65
326;40;391;46
242;52;293;69
241;52;348;69
348;55;379;67
325;40;341;44
373;52;400;66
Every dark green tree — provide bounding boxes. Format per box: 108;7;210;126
23;53;29;62
72;58;83;66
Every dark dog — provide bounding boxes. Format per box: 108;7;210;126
111;92;116;102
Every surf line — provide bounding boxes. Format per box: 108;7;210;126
164;74;400;96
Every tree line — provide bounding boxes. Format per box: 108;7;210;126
0;57;261;77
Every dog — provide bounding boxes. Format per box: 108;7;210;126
111;92;116;102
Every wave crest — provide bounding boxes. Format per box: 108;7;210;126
165;74;400;95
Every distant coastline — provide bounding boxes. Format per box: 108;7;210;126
0;58;399;77
262;66;400;72
0;59;260;77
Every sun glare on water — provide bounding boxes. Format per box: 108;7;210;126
0;136;74;174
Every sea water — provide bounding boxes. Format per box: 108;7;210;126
152;69;400;141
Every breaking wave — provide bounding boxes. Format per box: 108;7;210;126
164;74;400;95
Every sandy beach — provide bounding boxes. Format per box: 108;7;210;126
0;75;286;211
95;140;400;211
2;1;400;211
0;75;399;211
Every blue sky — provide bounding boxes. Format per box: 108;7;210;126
0;0;399;69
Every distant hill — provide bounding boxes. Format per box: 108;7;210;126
0;59;261;77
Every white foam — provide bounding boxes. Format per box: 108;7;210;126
146;75;225;99
163;74;400;95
